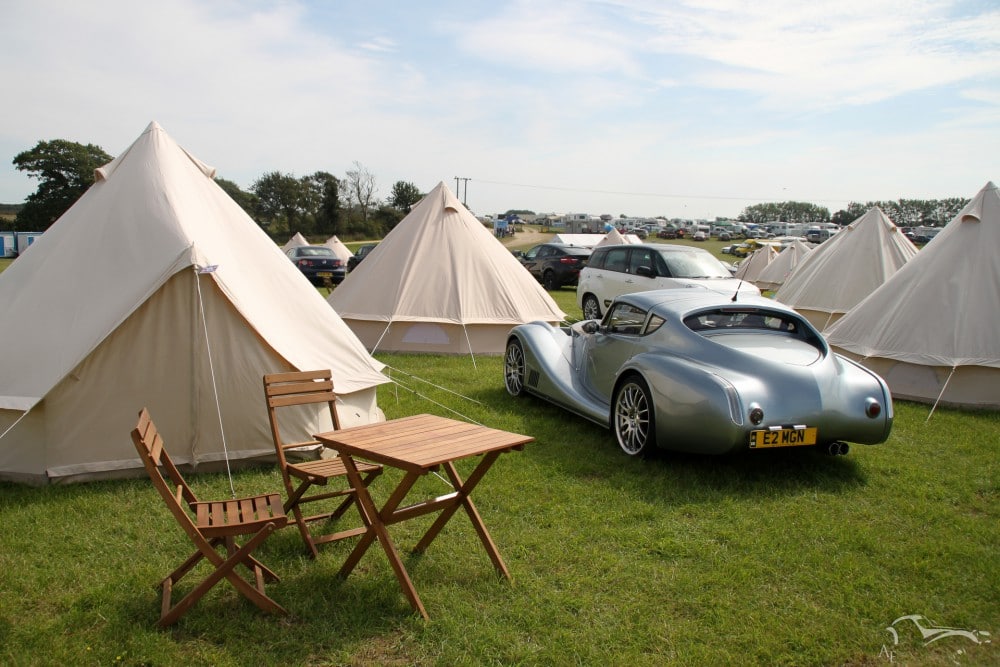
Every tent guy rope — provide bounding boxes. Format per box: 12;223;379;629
194;263;236;499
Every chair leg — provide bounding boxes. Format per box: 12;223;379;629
285;469;383;558
157;523;286;627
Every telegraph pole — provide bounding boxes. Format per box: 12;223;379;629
454;177;470;207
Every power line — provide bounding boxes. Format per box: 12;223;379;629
470;178;851;205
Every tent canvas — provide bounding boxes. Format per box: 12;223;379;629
733;245;779;284
323;235;353;262
774;207;918;330
825;182;1000;409
328;181;566;354
550;233;607;248
594;229;642;247
0;122;388;485
281;232;309;252
755;239;814;292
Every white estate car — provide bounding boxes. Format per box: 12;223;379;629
577;243;760;320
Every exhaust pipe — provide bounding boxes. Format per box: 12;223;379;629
825;441;850;456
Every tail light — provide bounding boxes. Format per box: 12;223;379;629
560;257;580;265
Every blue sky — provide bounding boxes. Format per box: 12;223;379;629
1;0;997;219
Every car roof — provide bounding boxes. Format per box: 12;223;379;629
616;289;797;317
593;243;708;255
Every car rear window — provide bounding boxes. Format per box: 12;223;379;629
299;247;335;256
684;309;801;333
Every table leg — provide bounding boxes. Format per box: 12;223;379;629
338;456;429;620
413;452;512;580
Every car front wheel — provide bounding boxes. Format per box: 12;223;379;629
504;338;527;397
612;375;656;457
542;271;560;290
582;294;602;320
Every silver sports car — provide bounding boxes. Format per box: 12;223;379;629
504;289;893;457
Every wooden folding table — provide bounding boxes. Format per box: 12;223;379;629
314;413;532;619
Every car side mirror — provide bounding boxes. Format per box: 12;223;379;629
582;320;601;334
512;250;524;259
636;265;656;278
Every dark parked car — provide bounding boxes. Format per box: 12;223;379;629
348;243;378;272
285;245;345;285
515;243;591;290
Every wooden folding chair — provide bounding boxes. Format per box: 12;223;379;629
131;408;288;627
263;370;383;558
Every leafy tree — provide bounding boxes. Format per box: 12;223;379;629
251;171;304;235
831;198;969;227
387;180;423;213
372;204;405;234
304;171;340;236
215;177;259;219
12;139;113;230
738;201;830;225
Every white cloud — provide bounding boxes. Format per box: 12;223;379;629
0;0;996;219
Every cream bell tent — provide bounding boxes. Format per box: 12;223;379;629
328;181;566;354
774;207;918;330
323;235;353;262
594;228;642;248
281;232;310;252
755;238;814;292
733;244;779;284
0;122;388;485
826;182;1000;410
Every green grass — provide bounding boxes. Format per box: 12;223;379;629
0;245;996;666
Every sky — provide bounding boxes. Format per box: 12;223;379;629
1;0;997;220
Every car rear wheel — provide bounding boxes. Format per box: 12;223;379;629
504;338;526;397
582;294;602;320
542;271;559;291
612;375;655;457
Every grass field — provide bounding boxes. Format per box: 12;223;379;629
0;238;996;666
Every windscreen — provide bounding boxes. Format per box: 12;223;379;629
660;250;731;278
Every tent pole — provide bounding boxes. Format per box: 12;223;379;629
926;366;957;422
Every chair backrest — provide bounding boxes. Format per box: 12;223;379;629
263;370;342;469
131;408;203;540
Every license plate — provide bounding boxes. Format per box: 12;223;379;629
749;426;817;448
317;272;333;278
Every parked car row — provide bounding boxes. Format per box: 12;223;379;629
285;242;380;286
514;243;591;290
285;245;346;286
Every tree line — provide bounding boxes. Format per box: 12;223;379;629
5;138;970;236
736;197;968;228
5;139;424;240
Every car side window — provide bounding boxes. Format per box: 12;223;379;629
629;248;655;275
537;246;554;259
588;249;607;270
644;314;666;335
606;303;647;335
604;248;628;273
